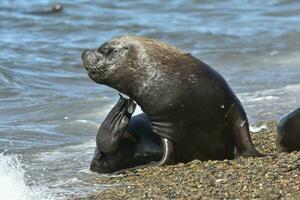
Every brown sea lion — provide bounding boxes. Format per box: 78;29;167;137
27;4;63;15
277;108;300;152
82;35;263;173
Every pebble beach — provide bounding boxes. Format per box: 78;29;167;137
1;1;300;199
72;122;300;200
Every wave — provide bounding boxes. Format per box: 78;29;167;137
0;153;52;200
29;139;104;199
238;83;300;123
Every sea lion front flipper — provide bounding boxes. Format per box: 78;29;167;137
96;95;136;153
113;138;174;175
231;101;264;157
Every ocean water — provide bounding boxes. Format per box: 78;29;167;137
0;0;300;199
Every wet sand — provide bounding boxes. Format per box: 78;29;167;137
72;121;300;199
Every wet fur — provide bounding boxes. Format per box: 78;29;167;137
83;35;262;173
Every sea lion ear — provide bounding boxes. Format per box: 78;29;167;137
127;99;136;115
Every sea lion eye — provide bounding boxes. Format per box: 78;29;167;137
102;47;114;57
97;43;115;56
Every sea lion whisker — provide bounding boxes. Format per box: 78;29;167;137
96;66;105;72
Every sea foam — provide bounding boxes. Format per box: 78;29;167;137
0;153;51;200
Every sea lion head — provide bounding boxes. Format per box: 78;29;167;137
90;137;136;174
82;37;133;86
82;35;189;100
51;4;63;12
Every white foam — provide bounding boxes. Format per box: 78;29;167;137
246;95;279;102
239;83;300;102
30;140;103;199
249;124;268;133
0;153;51;200
238;83;300;123
76;119;88;123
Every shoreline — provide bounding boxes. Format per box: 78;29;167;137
72;121;300;199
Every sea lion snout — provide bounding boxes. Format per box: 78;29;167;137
82;50;92;69
81;50;89;60
90;159;101;173
82;50;98;70
82;49;108;83
90;149;107;173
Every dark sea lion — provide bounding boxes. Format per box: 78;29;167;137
26;4;63;15
277;108;300;152
82;35;263;173
90;95;162;174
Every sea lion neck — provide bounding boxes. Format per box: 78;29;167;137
107;78;154;111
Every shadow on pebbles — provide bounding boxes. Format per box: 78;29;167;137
72;121;299;200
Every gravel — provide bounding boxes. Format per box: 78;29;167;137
72;121;300;200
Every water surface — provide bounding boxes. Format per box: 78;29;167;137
0;0;300;199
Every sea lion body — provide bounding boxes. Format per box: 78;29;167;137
277;108;300;152
83;35;262;173
26;4;63;15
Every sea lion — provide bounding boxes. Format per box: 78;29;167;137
90;95;162;173
82;35;263;173
26;4;63;15
277;108;300;152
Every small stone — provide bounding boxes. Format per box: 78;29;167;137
72;121;300;200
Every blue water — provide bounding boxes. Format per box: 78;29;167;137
0;0;300;199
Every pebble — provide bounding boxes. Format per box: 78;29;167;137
72;121;300;200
